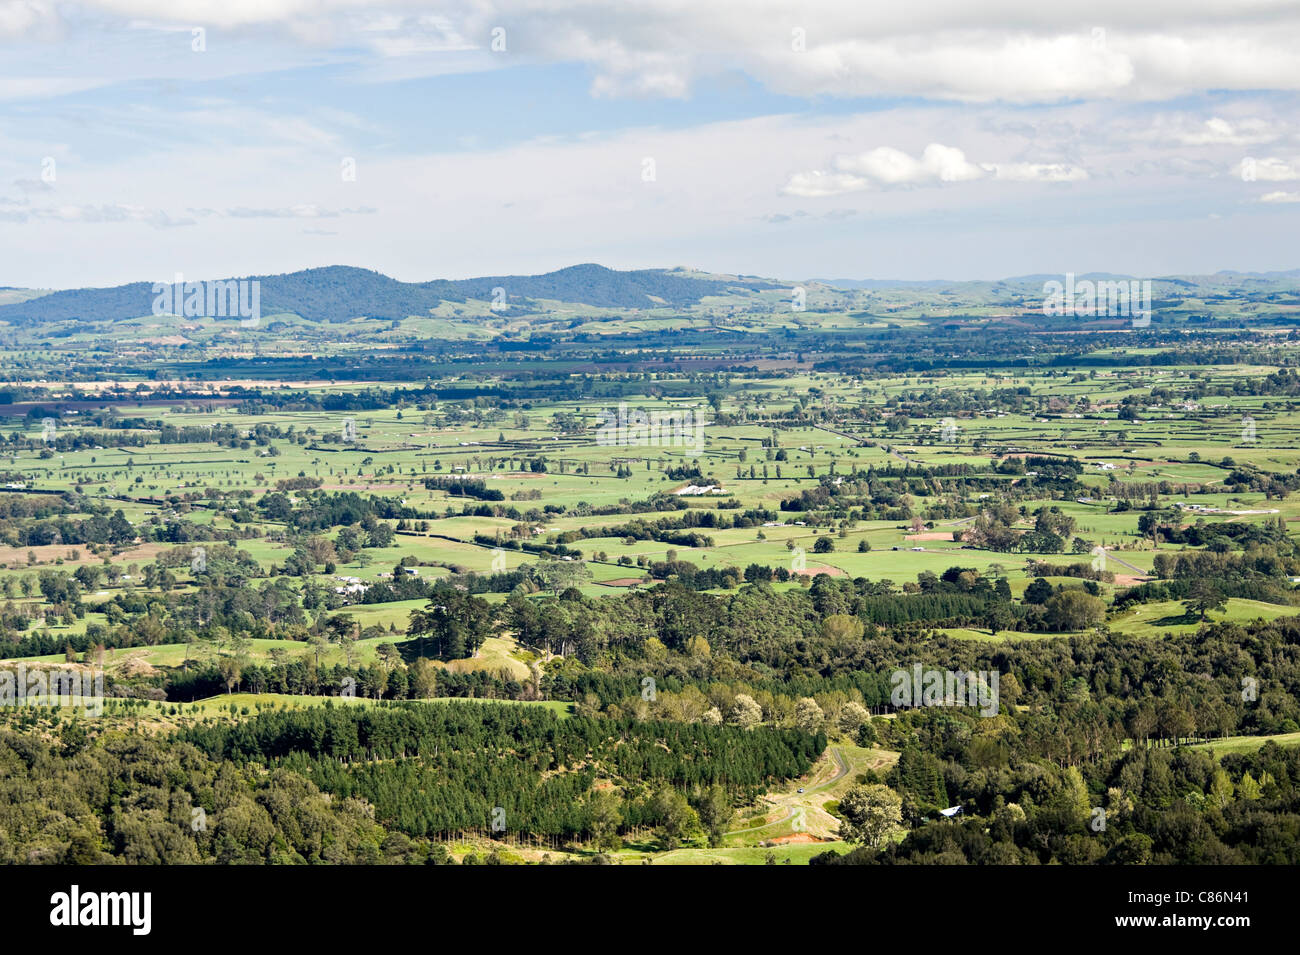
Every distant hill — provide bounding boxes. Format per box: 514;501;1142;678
0;264;779;325
5;264;1297;327
812;270;1300;296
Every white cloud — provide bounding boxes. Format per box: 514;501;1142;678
5;2;1300;104
1259;190;1300;203
840;144;986;185
988;163;1089;182
0;202;194;227
1238;157;1300;181
779;171;868;199
0;94;1291;286
1164;116;1282;147
785;143;1087;196
224;204;375;218
0;0;57;39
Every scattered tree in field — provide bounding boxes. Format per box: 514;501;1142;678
1184;578;1227;622
1044;589;1105;631
407;590;495;660
539;558;593;595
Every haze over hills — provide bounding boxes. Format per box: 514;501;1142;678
811;270;1300;291
2;263;1299;330
0;264;781;326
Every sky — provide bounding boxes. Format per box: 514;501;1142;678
1;0;1299;288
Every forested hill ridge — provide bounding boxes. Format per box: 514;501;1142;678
0;264;783;325
4;264;1300;342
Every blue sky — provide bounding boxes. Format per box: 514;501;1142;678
1;1;1299;288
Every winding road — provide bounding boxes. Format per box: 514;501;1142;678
726;745;853;837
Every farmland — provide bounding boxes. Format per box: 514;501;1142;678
2;267;1300;866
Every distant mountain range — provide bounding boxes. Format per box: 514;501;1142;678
809;269;1300;291
2;263;1298;327
0;264;781;325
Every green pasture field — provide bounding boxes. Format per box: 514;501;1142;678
1107;599;1300;637
4;355;1300;647
1190;732;1300;755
